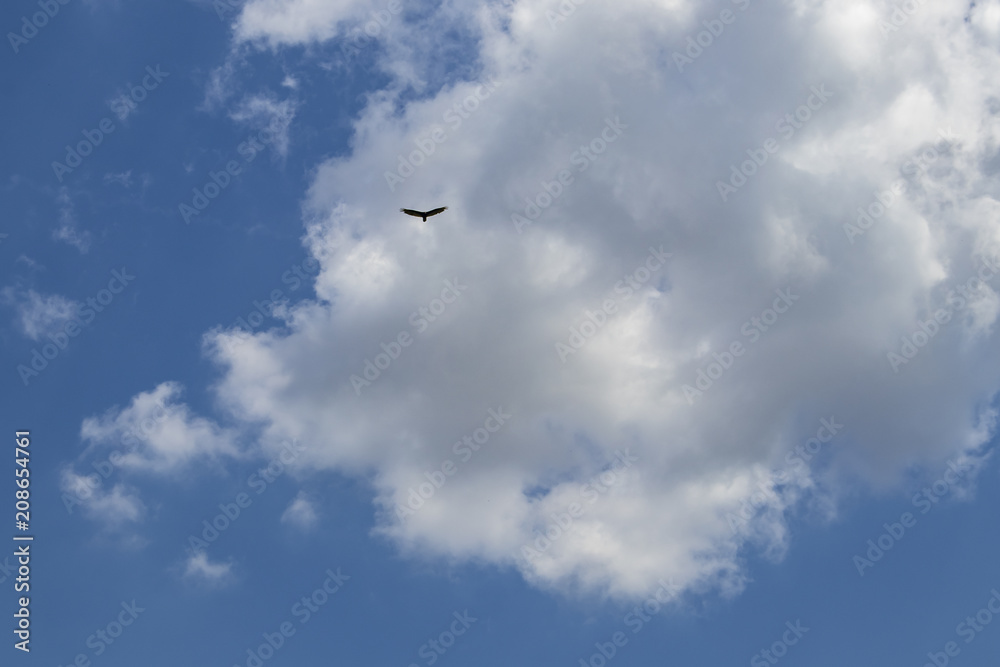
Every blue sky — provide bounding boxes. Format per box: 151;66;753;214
3;0;1000;665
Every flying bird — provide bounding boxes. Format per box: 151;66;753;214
400;206;447;222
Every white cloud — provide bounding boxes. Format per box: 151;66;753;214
228;93;298;158
60;470;146;526
159;0;1000;600
202;56;243;112
79;382;241;474
281;492;318;529
182;552;235;584
233;0;368;47
1;287;80;341
15;255;40;270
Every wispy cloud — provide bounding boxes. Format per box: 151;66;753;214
228;93;298;158
103;171;133;187
1;287;80;341
281;492;318;530
202;54;244;112
60;470;146;525
52;188;91;253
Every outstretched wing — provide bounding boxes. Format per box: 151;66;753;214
400;208;425;218
424;206;448;218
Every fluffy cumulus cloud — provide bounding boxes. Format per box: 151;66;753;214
77;382;241;474
104;0;1000;599
61;383;241;531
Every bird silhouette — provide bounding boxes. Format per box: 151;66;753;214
400;207;447;222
